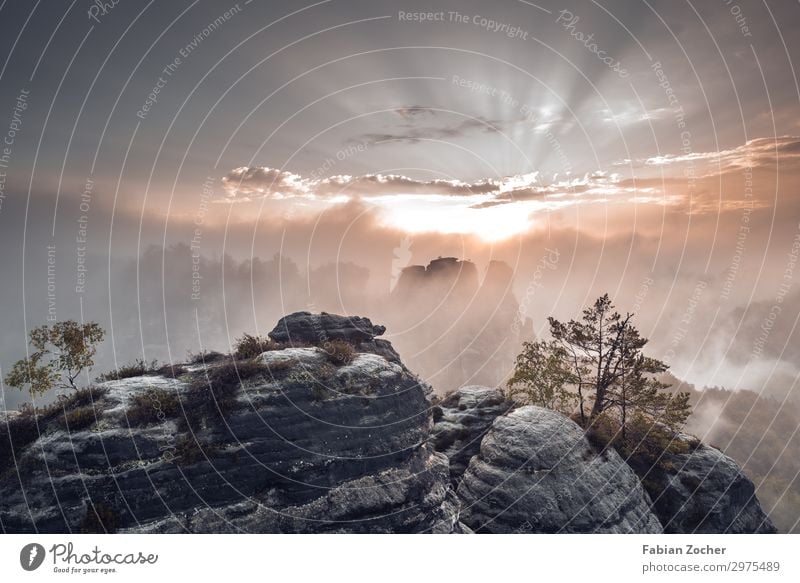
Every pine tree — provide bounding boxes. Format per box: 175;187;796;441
510;294;691;437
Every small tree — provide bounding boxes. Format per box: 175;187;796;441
4;321;105;396
511;294;691;438
506;340;576;414
548;294;651;424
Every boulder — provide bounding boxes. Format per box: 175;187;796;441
456;406;663;533
431;386;513;483
268;311;404;366
268;312;386;344
632;434;776;533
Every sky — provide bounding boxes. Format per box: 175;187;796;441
0;0;799;406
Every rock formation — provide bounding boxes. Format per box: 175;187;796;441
630;433;777;533
430;386;776;534
0;313;462;533
388;258;523;393
268;311;402;366
454;406;664;533
269;311;386;345
0;313;778;534
431;386;512;484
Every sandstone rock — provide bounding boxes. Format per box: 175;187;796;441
1;312;777;535
632;434;776;533
456;406;663;533
268;312;386;344
0;315;460;534
431;386;512;483
123;446;464;534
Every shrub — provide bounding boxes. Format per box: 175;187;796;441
322;339;356;366
586;412;690;471
186;350;228;365
686;436;702;452
126;388;180;426
311;383;332;401
17;402;36;419
284;367;341;401
0;413;41;475
0;388;111;474
80;502;119;534
507;340;577;414
95;359;159;382
59;385;108;410
205;359;267;386
584;412;619;454
286;369;314;386
61;406;101;431
620;414;689;461
430;390;456;408
154;363;189;378
173;434;211;466
179;360;265;430
261;358;294;377
233;333;278;360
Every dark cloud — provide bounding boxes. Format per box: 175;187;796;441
394;105;438;119
352;115;510;146
317;173;498;196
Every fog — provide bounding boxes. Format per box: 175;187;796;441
2;179;799;415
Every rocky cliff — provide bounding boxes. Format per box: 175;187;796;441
452;405;664;533
0;313;463;533
432;386;776;534
0;313;777;534
628;433;776;533
431;385;513;485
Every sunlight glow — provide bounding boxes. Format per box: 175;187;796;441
371;194;536;241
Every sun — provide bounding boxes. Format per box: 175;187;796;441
370;194;535;241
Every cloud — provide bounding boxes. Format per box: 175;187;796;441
349;104;571;145
393;105;437;119
221;166;529;202
221;136;800;218
351;114;511;145
316;174;499;197
468;171;634;208
222;166;309;199
638;136;800;172
600;106;671;125
219;165;683;209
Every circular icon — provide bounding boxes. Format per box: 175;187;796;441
19;543;46;571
